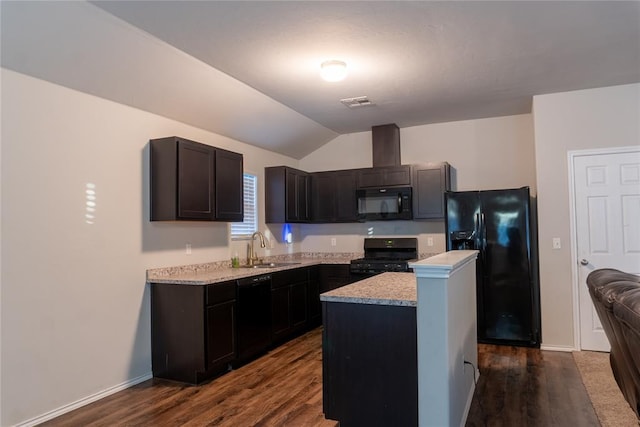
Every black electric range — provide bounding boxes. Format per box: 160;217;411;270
350;237;418;274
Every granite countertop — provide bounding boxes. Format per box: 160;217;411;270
320;272;417;307
146;253;359;285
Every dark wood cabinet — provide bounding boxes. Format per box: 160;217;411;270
150;280;236;384
266;166;311;223
311;170;358;223
150;136;243;222
412;162;451;219
323;302;418;426
206;300;235;368
214;147;244;221
372;123;401;168
356;165;412;188
271;267;308;343
319;264;359;293
307;265;322;328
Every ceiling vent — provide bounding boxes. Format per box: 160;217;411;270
340;96;373;108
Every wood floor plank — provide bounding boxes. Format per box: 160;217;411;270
466;344;600;427
41;329;600;427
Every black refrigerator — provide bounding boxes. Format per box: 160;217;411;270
445;187;541;347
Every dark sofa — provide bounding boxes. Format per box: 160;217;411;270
587;268;640;419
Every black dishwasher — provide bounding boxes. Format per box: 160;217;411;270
236;274;272;364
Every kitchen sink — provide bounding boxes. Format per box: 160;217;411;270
241;262;302;269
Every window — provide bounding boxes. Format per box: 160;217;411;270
231;173;258;239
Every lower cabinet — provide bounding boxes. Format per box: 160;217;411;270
307;265;322;328
271;267;309;343
206;300;235;368
151;280;236;384
319;264;359;293
150;263;359;385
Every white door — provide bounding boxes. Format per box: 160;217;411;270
573;148;640;351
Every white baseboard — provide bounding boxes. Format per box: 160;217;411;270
15;372;153;427
460;370;480;427
540;344;576;352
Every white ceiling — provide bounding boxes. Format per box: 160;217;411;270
2;1;639;159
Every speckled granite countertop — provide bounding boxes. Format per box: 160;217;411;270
146;253;360;285
320;272;417;307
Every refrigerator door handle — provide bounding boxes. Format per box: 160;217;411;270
475;213;482;254
481;213;487;251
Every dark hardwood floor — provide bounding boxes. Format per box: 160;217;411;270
41;328;599;426
466;344;599;426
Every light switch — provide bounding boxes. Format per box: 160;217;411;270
552;238;561;249
427;237;434;247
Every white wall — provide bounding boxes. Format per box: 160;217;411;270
298;114;536;255
0;69;299;426
413;251;478;426
532;83;640;349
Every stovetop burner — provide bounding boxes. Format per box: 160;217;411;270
350;238;418;274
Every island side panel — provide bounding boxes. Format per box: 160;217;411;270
322;301;417;427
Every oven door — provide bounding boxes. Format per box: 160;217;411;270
356;187;412;221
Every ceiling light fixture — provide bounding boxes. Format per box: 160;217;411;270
320;60;347;82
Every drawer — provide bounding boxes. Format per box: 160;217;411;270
271;267;308;289
206;280;236;306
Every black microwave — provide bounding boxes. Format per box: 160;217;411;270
356;187;413;221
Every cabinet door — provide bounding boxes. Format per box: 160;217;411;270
334;170;358;221
311;172;336;222
285;169;298;221
265;166;286;223
357;166;411;188
206;300;236;368
271;286;290;340
357;168;385;188
307;267;321;327
215;148;244;221
413;163;451;219
290;281;308;329
297;173;311;222
285;168;311;222
383;166;412;186
177;140;215;220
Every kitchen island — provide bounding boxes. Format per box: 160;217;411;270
320;272;418;427
321;251;479;427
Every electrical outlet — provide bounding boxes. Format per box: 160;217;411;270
331;237;337;247
186;243;192;255
427;237;434;247
552;238;561;249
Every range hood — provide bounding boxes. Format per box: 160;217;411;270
372;123;401;167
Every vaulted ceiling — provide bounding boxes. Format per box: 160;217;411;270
2;1;639;158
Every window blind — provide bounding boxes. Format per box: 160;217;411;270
231;173;257;239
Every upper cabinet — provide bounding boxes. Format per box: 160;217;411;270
412;162;451;220
356;165;412;188
214;148;244;221
265;166;311;223
150;136;243;222
311;170;358;223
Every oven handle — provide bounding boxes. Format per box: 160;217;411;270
398;195;402;212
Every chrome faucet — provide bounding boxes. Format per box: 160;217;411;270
248;231;266;266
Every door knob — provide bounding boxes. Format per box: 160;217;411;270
580;259;589;266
